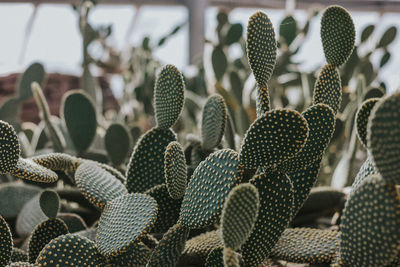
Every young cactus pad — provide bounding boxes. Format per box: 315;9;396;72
39;189;60;219
61;90;97;153
368;91;400;185
75;161;128;210
179;149;242;229
154;64;185;129
201;94;227;151
340;175;400;266
164;141;187;200
126;127;176;193
0;120;20;174
320;5;355;66
246;11;277;86
104;123;131;166
96;193;158;257
239;109;309;169
36;234;106;266
221;183;259;251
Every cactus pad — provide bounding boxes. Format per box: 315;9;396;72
75;161;127;210
104;123;131;166
11;158;58;183
205;246;224;267
0;216;12;266
240;109;309;169
340;175;400;266
36;234;105;266
108;242;151;267
0;120;20;174
350;156;377;195
28;218;69;263
96;193;158;257
279;104;335;173
154;64;185;129
126;127;176;193
368;92;400;184
39;189;60;219
320;5;355;66
313;64;342;115
0;183;41;218
256;84;270;117
271;228;339;264
221;183;259;250
147;224;189;267
165;141;187;199
356;98;380;148
247;11;276;86
146;184;182;234
242;172;294;267
201;94;227;151
61;90;97;152
179;149;243;229
11;248;28;263
30;153;79;173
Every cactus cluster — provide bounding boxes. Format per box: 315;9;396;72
0;4;399;267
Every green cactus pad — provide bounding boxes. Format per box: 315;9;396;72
0;182;41;218
0;120;20;174
39;189;60;219
340;175;400;266
350;157;377;195
279;104;335;173
36;234;106;266
57;213;87;233
147;224;189;267
18;62;45;101
179;230;223;266
221;183;259;250
223;247;240;267
256;84;270;117
179;149;243;229
30;153;80;173
105;123;131;166
240;109;309;169
313;64;342;115
242;172;294;267
271;228;339;264
11;248;28;263
0;216;12;266
165;141;187;199
16;194;46;237
145;184;182;234
108;242;151;267
287;160;321;216
7;262;37;267
299;186;345;215
201;94;227;151
205;247;224;267
28;218;69;263
61;90;97;152
126;127;176;193
154;64;185;129
368;92;400;184
320;6;355;66
75;161;127;210
11;158;58;183
247;11;276;86
356;98;380;148
96;193;158;257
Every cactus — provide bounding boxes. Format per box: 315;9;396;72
201;94;227;151
256;84;270;117
154;64;185;129
368;91;400;185
104;123;131;166
36;234;106;266
0;183;41;218
205;246;224;267
108;242;151;267
11;248;28;263
320;5;355;67
28;218;69;263
355;98;380;148
61;90;97;153
270;228;339;264
11;158;58;183
0;120;20;174
17;62;45;101
126;128;176;193
75;161;127;210
96;193;158;257
0;216;12;266
164;141;187;200
340;174;400;266
239;109;309;169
